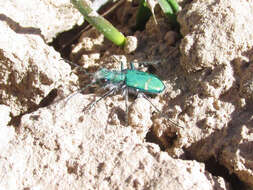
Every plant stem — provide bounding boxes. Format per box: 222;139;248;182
71;0;126;47
166;0;179;13
158;0;177;25
135;0;152;30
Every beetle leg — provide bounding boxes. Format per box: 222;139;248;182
62;82;97;106
83;87;117;112
139;93;183;129
60;58;92;76
112;55;126;71
121;61;124;71
130;62;135;70
124;87;129;126
138;93;160;113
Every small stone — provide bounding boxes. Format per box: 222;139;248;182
124;36;138;54
164;31;178;45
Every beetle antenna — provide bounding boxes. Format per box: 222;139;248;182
111;55;120;63
124;87;129;126
60;58;93;76
111;56;126;71
63;82;97;105
139;93;183;129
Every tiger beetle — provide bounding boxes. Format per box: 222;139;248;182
63;57;181;128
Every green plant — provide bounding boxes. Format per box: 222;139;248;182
135;0;153;30
135;0;180;30
71;0;126;47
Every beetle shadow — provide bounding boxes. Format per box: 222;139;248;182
0;14;46;42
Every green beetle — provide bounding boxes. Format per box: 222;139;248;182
94;63;165;94
65;59;179;127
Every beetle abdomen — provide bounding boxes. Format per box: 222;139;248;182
125;70;165;94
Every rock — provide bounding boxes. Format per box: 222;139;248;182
124;36;138;54
178;0;253;72
0;0;83;42
1;0;251;188
239;62;253;100
128;97;152;138
164;31;178;46
0;93;229;189
0;104;11;127
0;105;15;153
201;64;234;98
156;0;253;187
0;18;78;116
69;0;253;187
220;125;253;188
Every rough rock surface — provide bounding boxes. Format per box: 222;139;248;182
0;105;14;153
0;94;228;189
70;0;253;188
168;0;253;188
0;14;78;115
0;104;11;127
178;0;253;73
0;0;83;42
239;62;253;100
1;0;253;189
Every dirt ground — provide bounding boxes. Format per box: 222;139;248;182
1;0;253;189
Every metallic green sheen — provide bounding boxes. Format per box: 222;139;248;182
125;70;165;94
97;68;164;94
99;69;125;83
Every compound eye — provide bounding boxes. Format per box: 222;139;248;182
100;78;108;83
